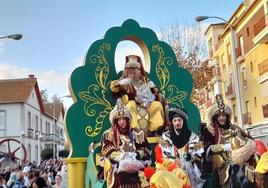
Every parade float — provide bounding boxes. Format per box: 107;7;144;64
64;19;201;188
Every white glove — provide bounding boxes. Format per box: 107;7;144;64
223;143;232;151
118;78;132;85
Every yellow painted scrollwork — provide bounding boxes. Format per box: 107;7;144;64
152;44;187;108
152;44;172;90
79;43;112;137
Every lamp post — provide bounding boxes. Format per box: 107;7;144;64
52;95;71;165
195;16;244;129
0;34;22;40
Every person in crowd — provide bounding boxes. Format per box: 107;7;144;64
255;151;268;188
47;169;54;186
52;175;62;188
22;166;30;187
29;170;47;188
7;171;17;188
14;172;25;188
2;167;11;184
0;175;7;188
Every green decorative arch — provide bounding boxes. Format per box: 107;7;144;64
65;19;201;158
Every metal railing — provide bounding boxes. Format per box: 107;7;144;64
27;128;34;138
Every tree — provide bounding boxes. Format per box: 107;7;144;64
40;89;49;103
160;22;213;103
41;148;53;160
58;149;69;158
51;94;62;104
40;91;64;104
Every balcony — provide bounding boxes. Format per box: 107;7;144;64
225;84;235;99
254;16;266;36
258;58;268;77
40;133;46;141
262;104;268;118
45;134;54;142
27;128;34;138
243;113;252;124
55;137;61;144
253;16;268;44
35;131;39;140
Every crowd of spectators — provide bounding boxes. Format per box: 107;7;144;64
0;159;67;188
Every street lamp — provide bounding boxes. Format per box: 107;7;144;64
0;34;22;40
52;95;71;165
195;16;244;129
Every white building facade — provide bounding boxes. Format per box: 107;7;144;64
0;75;66;165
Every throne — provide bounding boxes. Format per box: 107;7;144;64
65;19;201;188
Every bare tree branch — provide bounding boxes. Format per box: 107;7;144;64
160;22;213;103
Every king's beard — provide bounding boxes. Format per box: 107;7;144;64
127;72;141;82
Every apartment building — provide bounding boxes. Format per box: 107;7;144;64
203;0;268;144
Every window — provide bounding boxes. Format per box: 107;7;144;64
227;43;231;54
254;97;257;107
221;54;226;70
261;80;268;98
45;122;50;135
245;101;250;113
239;35;244;56
229;73;233;86
45;121;48;134
208;38;213;56
28;144;31;162
227;44;231;64
0;111;6;137
224;80;228;92
250;61;253;72
35;115;38;132
40;119;43;133
233;104;237;123
241;66;247;87
48;123;50;134
27;112;31;129
246;27;250;36
35;145;38;163
60;129;63;137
